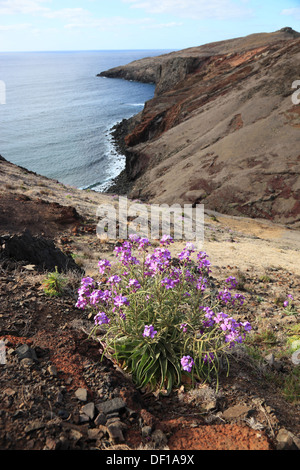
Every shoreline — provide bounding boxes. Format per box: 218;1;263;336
103;116;138;196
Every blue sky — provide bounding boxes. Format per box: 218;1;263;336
0;0;299;51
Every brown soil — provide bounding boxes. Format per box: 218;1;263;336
0;193;81;238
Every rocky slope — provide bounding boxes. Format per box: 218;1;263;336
1;155;300;451
99;28;300;228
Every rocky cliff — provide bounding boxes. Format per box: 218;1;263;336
99;28;300;228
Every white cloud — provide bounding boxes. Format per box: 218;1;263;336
0;1;92;22
0;0;183;33
0;0;50;15
123;0;252;20
281;8;300;21
64;16;154;31
43;7;91;21
141;21;182;29
0;22;32;30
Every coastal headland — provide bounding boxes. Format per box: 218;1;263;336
100;27;300;229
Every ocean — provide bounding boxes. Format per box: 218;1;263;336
0;50;164;191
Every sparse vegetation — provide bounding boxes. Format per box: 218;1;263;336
42;267;67;297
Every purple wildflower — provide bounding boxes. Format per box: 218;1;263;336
89;290;104;305
94;312;110;326
143;325;157;339
144;248;171;276
128;278;141;290
284;294;294;307
138;237;150;250
213;311;229;325
160;235;174;245
115;244;140;266
178;249;191;261
181;355;194;372
203;352;215;364
225;276;237;289
241;321;252;332
233;293;245;306
81;277;95;287
75;297;88;310
113;295;129;308
217;288;232;304
197;251;211;273
100;289;112;303
98;259;111;275
161;277;176;289
196;276;207;291
180;323;188;333
201;306;215;327
185;242;195;252
129;234;141;243
108;275;122;285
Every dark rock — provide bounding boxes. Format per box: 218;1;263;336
107;422;125;444
94;412;106;426
58;410;70;420
15;344;38;362
24;421;45;434
0;229;82;273
96;397;126;415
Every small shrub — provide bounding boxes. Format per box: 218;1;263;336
43;267;67;297
259;275;271;283
75;235;251;394
283;294;297;315
283;368;300;404
245;329;277;350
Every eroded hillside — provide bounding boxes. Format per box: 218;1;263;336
100;28;300;228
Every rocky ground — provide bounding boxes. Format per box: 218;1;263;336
1;156;300;451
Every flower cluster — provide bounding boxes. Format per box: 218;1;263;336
75;234;252;392
217;276;245;306
201;307;251;348
217;289;245;306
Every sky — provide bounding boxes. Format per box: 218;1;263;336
0;0;299;52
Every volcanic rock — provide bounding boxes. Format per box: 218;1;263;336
0;230;81;273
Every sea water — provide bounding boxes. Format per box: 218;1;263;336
0;50;164;191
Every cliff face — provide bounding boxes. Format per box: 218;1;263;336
99;28;300;227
